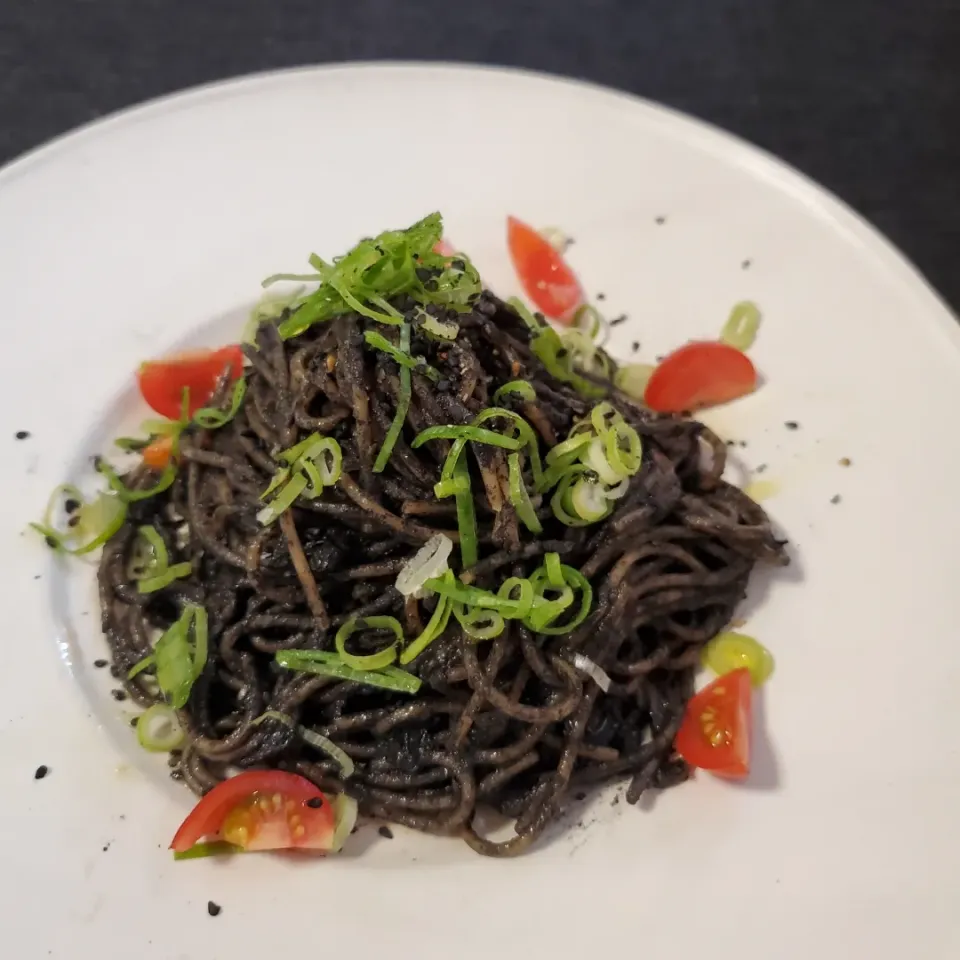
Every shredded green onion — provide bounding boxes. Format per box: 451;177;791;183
30;485;127;555
524;557;593;635
257;472;308;525
417;308;460;341
493;380;537;405
258;434;342;524
192;378;247;429
274;213;482;339
399;574;455;664
131;525;192;594
720;301;761;351
136;704;185;752
452;602;505;640
275;650;422;694
412;424;523;451
363;330;440;381
373;323;412;473
507;452;543;534
452;454;478;568
335;616;404;671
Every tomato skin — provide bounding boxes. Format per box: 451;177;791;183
170;770;335;853
137;345;244;420
142;435;175;469
675;668;752;779
507;216;583;323
644;341;757;413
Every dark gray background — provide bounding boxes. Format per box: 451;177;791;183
2;0;957;307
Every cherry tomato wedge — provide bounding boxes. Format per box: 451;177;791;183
507;216;583;324
644;341;757;413
137;345;244;420
142;435;175;469
170;770;335;853
675;668;752;779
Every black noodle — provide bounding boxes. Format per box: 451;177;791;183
98;291;788;857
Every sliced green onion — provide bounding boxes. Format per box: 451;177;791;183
583;436;625;484
561;328;612;378
131;525;192;593
395;533;453;598
257;472;308;525
493;381;537;405
373;322;413;473
411;425;522;451
251;710;294;727
472;407;543;488
31;485;127;556
452;602;505;640
260;466;291;501
330;794;359;853
507;453;543;534
127;654;155;681
720;301;761;352
363;330;439;381
497;577;534;619
614;363;656;401
550;467;608;527
137;562;193;594
526;561;593;635
530;323;605;399
173;841;243;861
136;704;185;752
544;552;564;588
298;726;356;778
603;419;642;476
400;580;454;664
572;304;606;340
423;575;528;616
192;378;247;429
97;459;176;503
275;650;422;694
153;605;207;709
702;631;774;687
335;616;403;671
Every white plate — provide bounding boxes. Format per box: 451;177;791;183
2;64;959;959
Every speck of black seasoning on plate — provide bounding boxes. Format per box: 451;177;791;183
110;689;127;702
784;421;799;430
64;498;80;514
207;901;222;918
15;430;30;440
839;457;852;467
741;259;752;270
378;825;394;839
609;314;628;327
596;292;606;301
755;464;767;474
93;658;108;668
631;341;640;353
655;216;666;225
34;765;49;780
830;494;842;504
102;842;110;853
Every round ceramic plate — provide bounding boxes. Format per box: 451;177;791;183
3;64;958;960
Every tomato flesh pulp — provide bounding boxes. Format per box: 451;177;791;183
507;216;583;323
170;770;335;853
644;341;757;414
675;668;752;779
137;345;244;420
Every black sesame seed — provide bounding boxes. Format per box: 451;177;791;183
93;659;108;668
207;902;222;917
111;689;127;702
609;314;628;327
756;464;767;474
15;430;30;440
631;341;640;353
596;292;606;301
306;797;324;809
64;498;80;514
109;665;121;679
741;259;752;270
830;494;842;504
378;825;394;839
34;765;49;780
130;716;140;728
67;515;80;528
44;536;58;550
784;421;799;430
655;216;666;225
435;379;452;393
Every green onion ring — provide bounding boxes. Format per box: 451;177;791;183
335;616;404;671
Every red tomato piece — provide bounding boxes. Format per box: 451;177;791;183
675;668;752;779
507;216;583;323
137;345;244;420
170;770;335;853
141;435;175;469
644;341;757;413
